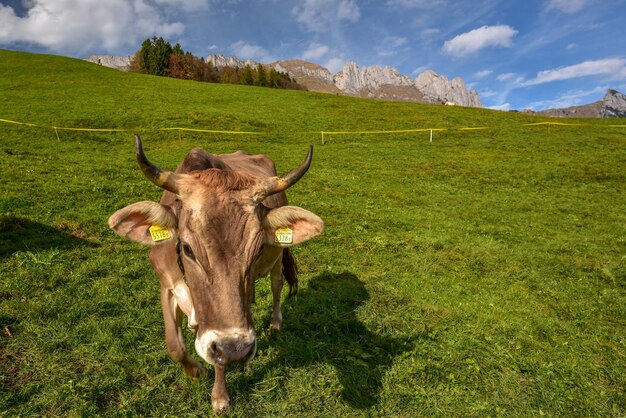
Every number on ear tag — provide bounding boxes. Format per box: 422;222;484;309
274;227;293;244
149;225;171;242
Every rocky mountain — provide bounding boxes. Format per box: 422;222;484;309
86;55;132;71
272;60;340;94
601;89;626;117
331;61;425;102
271;60;478;106
207;54;260;69
85;52;481;107
415;70;482;107
333;61;413;93
534;89;626;118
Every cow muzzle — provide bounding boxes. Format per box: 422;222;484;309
195;329;257;366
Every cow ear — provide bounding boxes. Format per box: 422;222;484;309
262;206;324;247
108;201;177;246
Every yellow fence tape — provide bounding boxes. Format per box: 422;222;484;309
1;116;625;136
321;128;446;135
160;127;264;135
522;121;584;126
0;118;39;127
55;127;129;132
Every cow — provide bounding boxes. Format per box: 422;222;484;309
108;135;324;412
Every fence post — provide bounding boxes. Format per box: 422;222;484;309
430;129;433;143
321;131;325;145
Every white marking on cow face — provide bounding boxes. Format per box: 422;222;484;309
188;308;199;332
172;281;193;317
195;328;257;366
172;281;199;332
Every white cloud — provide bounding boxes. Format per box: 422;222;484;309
545;0;590;13
566;43;577;49
411;65;429;76
585;22;605;31
496;72;517;81
337;0;359;20
420;28;440;38
522;58;626;86
154;0;211;12
385;36;408;48
325;57;346;73
292;0;360;33
301;42;329;60
386;0;443;7
377;50;395;58
230;40;274;63
0;0;184;56
479;89;497;98
376;36;408;57
474;69;492;79
441;25;518;57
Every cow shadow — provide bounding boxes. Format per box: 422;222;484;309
0;215;99;258
233;271;415;409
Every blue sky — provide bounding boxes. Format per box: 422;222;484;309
1;0;625;110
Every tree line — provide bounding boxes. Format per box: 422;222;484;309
129;37;305;91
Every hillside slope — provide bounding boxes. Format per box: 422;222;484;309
1;49;565;135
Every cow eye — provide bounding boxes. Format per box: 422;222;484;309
182;242;194;259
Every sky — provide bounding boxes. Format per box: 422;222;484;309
1;0;625;111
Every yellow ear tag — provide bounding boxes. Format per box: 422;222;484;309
149;225;171;242
274;226;293;245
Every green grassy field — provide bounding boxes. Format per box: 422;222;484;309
1;49;625;416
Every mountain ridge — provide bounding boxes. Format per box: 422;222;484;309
527;89;626;118
86;53;623;116
206;54;481;107
88;52;481;107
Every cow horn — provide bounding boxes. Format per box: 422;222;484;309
135;134;180;194
263;145;313;196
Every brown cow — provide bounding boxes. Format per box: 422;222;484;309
108;136;323;412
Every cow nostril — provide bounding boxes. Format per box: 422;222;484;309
211;342;226;365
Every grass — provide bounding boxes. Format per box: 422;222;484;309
0;49;625;416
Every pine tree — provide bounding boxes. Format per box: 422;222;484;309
268;68;278;88
139;38;152;74
151;37;172;76
128;37;305;90
256;64;267;87
138;37;172;76
172;43;184;56
241;64;254;86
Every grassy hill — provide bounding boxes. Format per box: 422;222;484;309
1;49;625;416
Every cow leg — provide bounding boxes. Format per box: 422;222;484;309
211;365;229;412
161;286;207;378
269;255;284;333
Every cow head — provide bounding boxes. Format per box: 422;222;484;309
109;136;323;370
